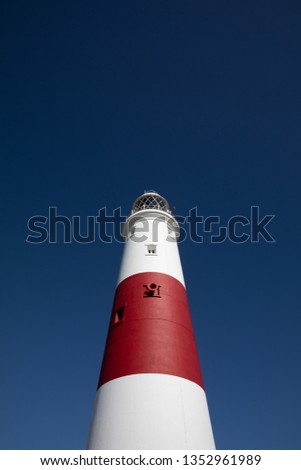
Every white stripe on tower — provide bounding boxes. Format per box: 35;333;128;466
117;209;185;286
88;191;215;450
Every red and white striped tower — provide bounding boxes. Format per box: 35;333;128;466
88;191;215;449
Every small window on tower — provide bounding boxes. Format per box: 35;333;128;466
113;306;125;325
146;244;157;255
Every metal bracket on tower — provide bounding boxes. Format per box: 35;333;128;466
143;283;161;297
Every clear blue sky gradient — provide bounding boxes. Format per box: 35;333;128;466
1;0;300;449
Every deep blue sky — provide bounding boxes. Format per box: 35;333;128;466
1;0;300;450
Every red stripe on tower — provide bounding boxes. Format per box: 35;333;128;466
88;191;215;450
99;272;204;388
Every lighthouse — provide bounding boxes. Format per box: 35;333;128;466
88;191;215;449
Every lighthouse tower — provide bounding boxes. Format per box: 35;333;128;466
88;191;215;449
